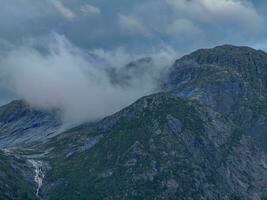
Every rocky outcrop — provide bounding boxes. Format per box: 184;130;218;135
164;45;267;152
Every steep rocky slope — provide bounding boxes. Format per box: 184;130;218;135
0;100;62;148
164;45;267;152
23;93;267;199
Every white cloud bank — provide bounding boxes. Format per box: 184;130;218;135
0;33;176;125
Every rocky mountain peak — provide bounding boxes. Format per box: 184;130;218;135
180;44;267;66
164;45;267;153
176;45;267;87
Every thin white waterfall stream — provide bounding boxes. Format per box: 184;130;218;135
29;160;45;198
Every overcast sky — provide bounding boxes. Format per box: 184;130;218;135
0;0;266;53
0;0;267;124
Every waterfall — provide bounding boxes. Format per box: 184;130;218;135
29;160;45;198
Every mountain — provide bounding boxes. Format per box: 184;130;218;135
1;45;267;199
18;93;267;199
0;100;62;148
164;45;267;152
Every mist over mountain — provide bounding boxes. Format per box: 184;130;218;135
2;0;267;200
1;45;267;199
0;33;176;125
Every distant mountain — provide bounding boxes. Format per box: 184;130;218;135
1;45;267;199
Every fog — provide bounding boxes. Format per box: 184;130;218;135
0;33;176;125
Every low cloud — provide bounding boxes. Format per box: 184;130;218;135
0;33;176;125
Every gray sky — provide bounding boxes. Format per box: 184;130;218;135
0;0;267;124
0;0;266;53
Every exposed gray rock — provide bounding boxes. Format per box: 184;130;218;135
163;45;267;153
0;100;62;148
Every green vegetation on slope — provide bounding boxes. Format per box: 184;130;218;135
36;93;264;200
0;151;36;200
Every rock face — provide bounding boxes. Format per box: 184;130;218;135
0;100;62;148
164;45;267;152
